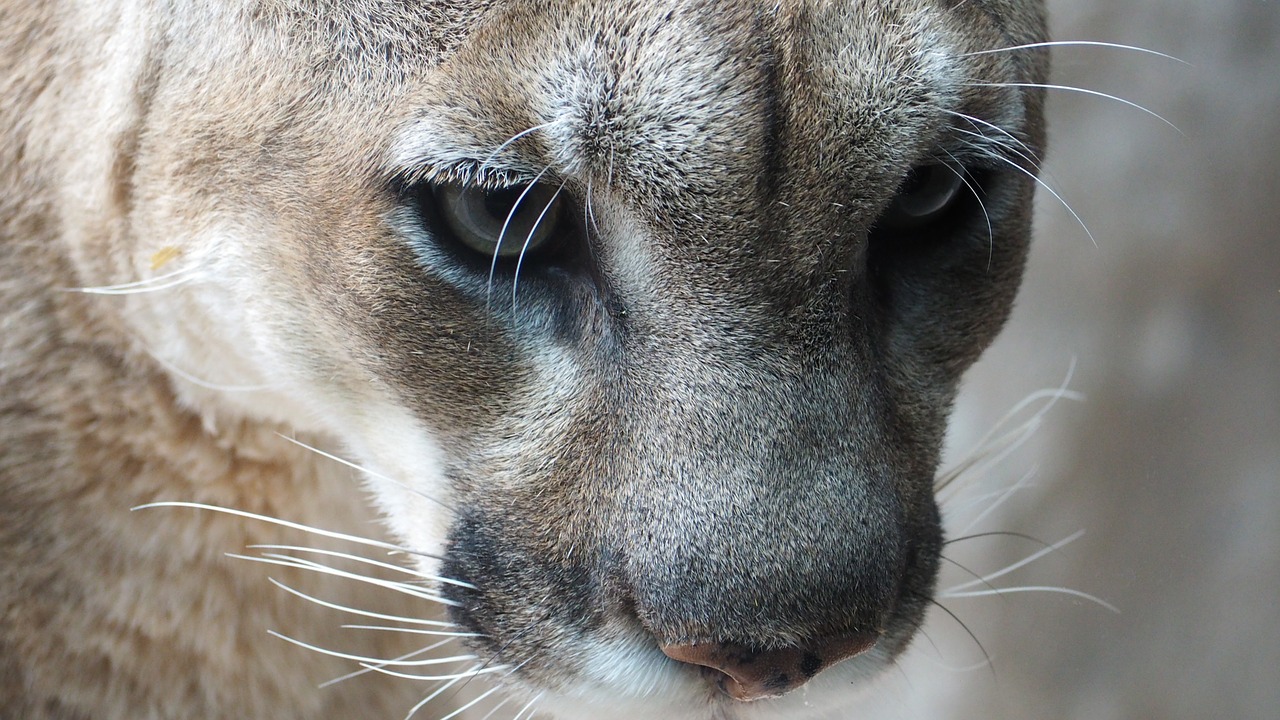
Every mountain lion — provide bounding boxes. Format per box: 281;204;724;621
0;1;1047;718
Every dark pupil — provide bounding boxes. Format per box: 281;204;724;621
483;186;525;220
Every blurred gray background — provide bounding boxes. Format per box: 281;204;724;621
864;1;1279;718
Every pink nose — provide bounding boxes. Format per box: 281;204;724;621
660;633;877;701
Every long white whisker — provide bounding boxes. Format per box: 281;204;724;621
133;501;436;556
248;544;475;589
341;624;480;638
230;553;459;606
72;275;200;295
402;665;476;720
939;359;1082;496
946;530;1086;592
950;124;1041;173
274;434;456;514
511;693;544;720
479;122;554;175
67;265;202;294
146;351;276;392
955;465;1038;535
941;149;993;269
967;81;1183;135
439;685;505;720
268;577;458;628
269;630;476;667
937;419;1039;500
320;639;456;689
984;147;1098;247
962;41;1189;66
359;662;510;682
478;698;513;720
941;585;1120;613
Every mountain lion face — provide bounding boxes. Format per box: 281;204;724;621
1;0;1047;718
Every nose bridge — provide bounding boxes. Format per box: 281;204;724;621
615;343;907;646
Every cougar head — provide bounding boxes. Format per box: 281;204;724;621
96;0;1047;717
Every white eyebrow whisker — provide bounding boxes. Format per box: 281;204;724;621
488;164;553;309
983;146;1098;247
478;121;556;175
511;178;567;312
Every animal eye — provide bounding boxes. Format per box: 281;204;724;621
432;181;565;259
878;163;967;230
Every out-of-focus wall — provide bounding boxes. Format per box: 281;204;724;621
868;2;1279;718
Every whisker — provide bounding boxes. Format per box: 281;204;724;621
946;530;1085;592
320;639;457;689
66;265;202;295
478;697;513;720
438;685;505;720
511;179;566;311
940;556;1002;595
341;624;480;639
402;664;477;720
955;465;1039;536
489;165;553;309
146;351;275;393
230;552;459;606
275;434;456;514
966;81;1183;135
937;418;1039;499
961;41;1189;66
132;501;438;557
268;577;458;628
938;361;1079;497
951;124;1042;174
927;600;993;675
942;108;1038;158
269;630;476;667
359;662;510;682
944;530;1051;548
980;149;1098;247
941;585;1120;613
248;544;475;590
940;148;993;269
479;122;555;176
511;692;545;720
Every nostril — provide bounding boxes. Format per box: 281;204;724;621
659;633;878;702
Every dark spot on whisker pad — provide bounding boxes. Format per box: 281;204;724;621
800;652;823;678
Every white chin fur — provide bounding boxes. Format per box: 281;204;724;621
529;636;894;720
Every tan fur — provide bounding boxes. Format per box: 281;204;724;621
2;1;1049;718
